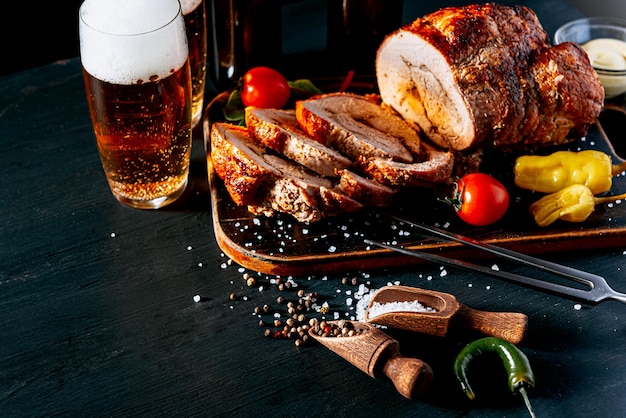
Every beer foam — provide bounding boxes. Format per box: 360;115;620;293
180;0;203;15
79;0;188;85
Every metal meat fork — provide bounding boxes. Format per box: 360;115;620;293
364;214;626;306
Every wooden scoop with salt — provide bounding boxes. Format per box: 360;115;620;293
308;320;433;400
365;285;528;344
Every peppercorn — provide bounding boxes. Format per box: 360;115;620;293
514;150;626;194
320;302;330;314
529;184;626;227
454;337;536;417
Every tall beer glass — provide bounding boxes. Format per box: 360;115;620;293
79;0;192;209
181;0;207;127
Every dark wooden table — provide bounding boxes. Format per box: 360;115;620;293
2;1;625;417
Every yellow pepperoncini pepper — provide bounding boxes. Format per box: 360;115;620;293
530;184;626;227
514;150;626;195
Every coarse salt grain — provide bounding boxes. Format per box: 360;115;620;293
110;232;116;238
193;295;201;303
367;300;436;318
574;303;582;310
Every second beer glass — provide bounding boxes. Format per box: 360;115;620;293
79;0;193;209
181;0;207;127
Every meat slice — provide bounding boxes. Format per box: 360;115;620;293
357;149;455;187
210;123;280;206
245;107;352;177
295;92;421;162
255;155;363;222
336;169;395;207
376;3;603;151
210;122;363;222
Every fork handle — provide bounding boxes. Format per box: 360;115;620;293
455;305;528;344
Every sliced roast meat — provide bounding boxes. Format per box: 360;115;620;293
210;123;280;206
376;3;603;151
357;149;454;188
245;107;352;177
336;169;395;207
295;93;421;162
211;122;363;222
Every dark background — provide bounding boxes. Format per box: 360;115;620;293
2;1;83;76
0;0;590;77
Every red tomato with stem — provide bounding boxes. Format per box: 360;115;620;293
240;66;291;109
451;173;509;226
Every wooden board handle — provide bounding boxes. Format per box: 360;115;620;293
455;305;528;344
382;354;434;400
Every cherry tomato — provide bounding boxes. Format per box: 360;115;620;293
240;66;291;109
451;172;509;226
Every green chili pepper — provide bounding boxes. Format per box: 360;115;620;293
454;337;536;418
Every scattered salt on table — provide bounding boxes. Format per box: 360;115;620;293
367;300;436;318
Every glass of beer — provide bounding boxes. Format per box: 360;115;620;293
79;0;193;209
181;0;207;127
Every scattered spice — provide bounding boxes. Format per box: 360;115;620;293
309;319;365;338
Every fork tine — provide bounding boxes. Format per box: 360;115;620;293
376;214;626;305
364;239;603;304
386;213;601;287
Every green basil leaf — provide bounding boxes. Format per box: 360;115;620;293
222;90;245;125
288;79;324;100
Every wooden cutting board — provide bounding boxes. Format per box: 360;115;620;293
203;93;626;276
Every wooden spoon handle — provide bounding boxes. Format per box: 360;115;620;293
382;354;434;400
456;305;528;344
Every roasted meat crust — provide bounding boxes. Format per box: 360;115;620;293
376;3;604;151
245;107;352;177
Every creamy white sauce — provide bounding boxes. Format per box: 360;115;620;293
582;38;626;98
582;38;626;71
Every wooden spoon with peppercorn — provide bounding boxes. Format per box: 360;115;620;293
365;285;528;344
308;319;433;400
